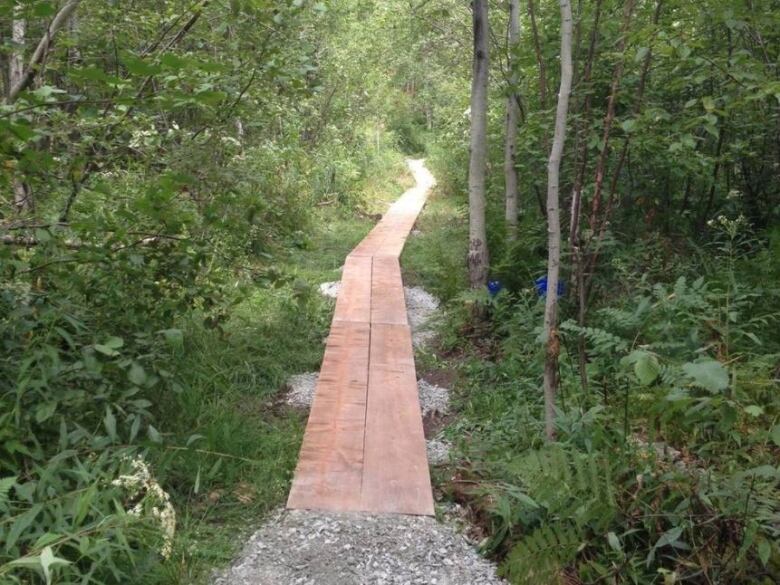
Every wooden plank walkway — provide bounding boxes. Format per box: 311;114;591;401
287;160;435;516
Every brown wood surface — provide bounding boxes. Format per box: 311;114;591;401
333;255;372;323
361;323;434;515
286;321;369;512
287;171;433;516
370;256;408;326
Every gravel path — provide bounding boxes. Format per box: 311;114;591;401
213;509;505;585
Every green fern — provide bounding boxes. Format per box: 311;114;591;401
497;447;619;582
561;320;629;354
502;521;582;585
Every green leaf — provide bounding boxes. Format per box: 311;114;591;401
148;425;162;443
160;328;183;348
104;407;117;442
122;56;161;76
654;525;684;550
634;353;660;386
104;336;124;349
621;350;660;385
682;360;729;392
95;336;123;356
6;503;43;552
32;533;62;550
35;402;57;423
607;531;622;552
160;54;187;70
31;86;66;100
621;119;637;133
128;362;147;386
34;228;52;243
758;538;771;567
40;546;71;585
743;405;763;417
771;424;780;447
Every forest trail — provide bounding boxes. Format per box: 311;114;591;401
286;159;436;516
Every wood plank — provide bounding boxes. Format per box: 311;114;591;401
288;161;434;517
361;323;434;515
370;256;407;325
287;321;370;512
333;254;371;323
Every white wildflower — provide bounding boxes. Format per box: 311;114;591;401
112;456;176;559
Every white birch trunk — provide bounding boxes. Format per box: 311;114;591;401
468;0;490;288
10;9;30;212
504;0;520;241
542;0;574;441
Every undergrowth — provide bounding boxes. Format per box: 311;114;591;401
418;162;780;584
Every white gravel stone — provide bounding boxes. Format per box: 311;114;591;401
426;439;452;466
213;509;505;585
404;286;440;348
286;373;319;408
417;380;449;417
319;281;341;299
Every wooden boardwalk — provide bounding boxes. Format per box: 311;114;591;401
287;160;435;516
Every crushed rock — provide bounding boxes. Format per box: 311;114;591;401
319;281;341;299
286;373;319;409
418;379;449;417
317;282;440;349
404;286;440;348
213;509;505;585
426;439;452;466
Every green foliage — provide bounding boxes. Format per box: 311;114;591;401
0;0;425;581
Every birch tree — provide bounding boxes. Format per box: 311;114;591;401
9;6;30;212
504;0;520;241
542;0;573;441
467;0;489;288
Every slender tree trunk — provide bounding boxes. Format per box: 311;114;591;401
527;0;548;109
542;0;574;442
586;0;635;234
585;0;663;284
10;9;32;213
504;0;521;241
468;0;490;289
570;0;634;389
569;0;602;393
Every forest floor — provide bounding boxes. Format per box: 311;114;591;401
211;161;504;584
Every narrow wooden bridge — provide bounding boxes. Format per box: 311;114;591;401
287;160;435;516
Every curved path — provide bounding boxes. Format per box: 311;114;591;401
287;160;436;516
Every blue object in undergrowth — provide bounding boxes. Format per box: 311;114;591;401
487;279;503;297
534;275;566;297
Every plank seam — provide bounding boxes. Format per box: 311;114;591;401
358;256;373;501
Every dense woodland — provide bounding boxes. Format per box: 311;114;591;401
0;0;778;584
